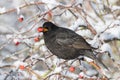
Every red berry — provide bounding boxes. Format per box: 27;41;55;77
13;39;20;46
19;65;25;70
18;15;24;22
15;41;20;46
79;75;84;79
34;37;40;42
37;27;43;32
69;66;75;72
18;17;23;22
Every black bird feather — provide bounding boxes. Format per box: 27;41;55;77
42;22;108;70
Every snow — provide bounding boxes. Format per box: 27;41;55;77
100;43;112;55
0;7;6;13
54;66;62;73
112;6;120;10
88;35;101;48
62;70;79;79
16;7;20;14
100;26;120;40
69;18;86;31
85;69;98;77
0;0;120;80
41;0;60;9
42;0;59;5
13;61;27;70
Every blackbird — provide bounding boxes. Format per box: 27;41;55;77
39;22;108;70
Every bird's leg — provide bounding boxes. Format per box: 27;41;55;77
86;60;109;79
68;58;81;65
88;61;101;70
76;57;84;65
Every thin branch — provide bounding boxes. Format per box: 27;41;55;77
43;73;72;80
0;2;45;15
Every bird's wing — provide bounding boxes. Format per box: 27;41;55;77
56;31;91;49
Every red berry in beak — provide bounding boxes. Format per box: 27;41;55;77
37;27;44;32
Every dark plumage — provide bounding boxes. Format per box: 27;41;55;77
41;22;108;70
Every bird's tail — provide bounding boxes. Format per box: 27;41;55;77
84;50;109;70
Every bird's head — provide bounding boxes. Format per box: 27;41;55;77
38;22;58;33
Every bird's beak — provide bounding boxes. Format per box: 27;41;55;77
38;27;48;32
43;28;48;32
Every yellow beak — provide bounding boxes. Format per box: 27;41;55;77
43;28;48;32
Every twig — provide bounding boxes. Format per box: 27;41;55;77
75;6;97;35
0;2;45;15
43;73;72;80
68;9;78;19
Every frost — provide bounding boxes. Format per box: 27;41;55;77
79;72;84;77
41;0;59;5
41;0;59;8
23;38;33;44
100;43;112;54
40;45;48;52
30;54;41;60
13;61;27;70
69;18;86;31
6;34;13;39
54;66;62;73
86;69;98;77
0;0;120;80
13;38;20;43
16;7;20;14
88;35;101;48
62;71;79;79
112;6;120;10
84;57;93;62
19;14;24;19
100;27;120;40
0;7;6;13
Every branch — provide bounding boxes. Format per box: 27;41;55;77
0;2;45;15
